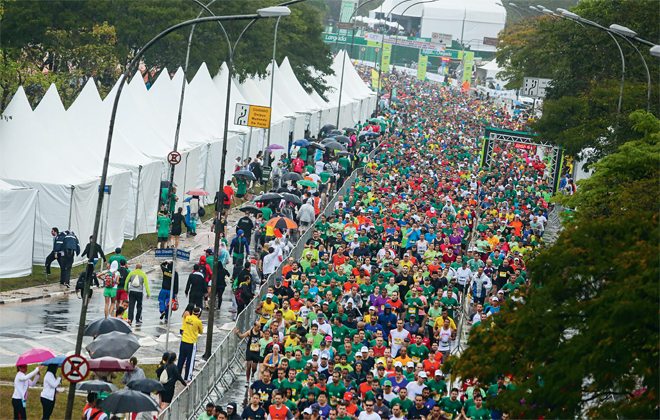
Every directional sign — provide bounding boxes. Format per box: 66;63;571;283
167;151;182;165
176;249;190;261
235;103;272;129
521;77;552;98
62;354;89;383
155;248;174;258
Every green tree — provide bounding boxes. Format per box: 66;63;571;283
0;0;333;111
452;111;660;418
495;0;659;161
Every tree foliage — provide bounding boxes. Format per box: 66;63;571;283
453;111;660;418
496;0;659;161
0;0;333;111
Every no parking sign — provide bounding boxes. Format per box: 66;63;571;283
62;354;89;383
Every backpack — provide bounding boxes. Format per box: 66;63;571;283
103;272;114;288
159;367;169;384
130;274;141;288
198;206;206;217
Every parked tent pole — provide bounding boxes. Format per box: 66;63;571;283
67;185;75;230
336;50;347;127
64;13;278;420
203;143;211;193
133;165;143;239
102;188;112;251
247;127;254;159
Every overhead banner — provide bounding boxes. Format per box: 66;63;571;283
417;53;428;80
371;69;380;90
381;43;392;71
462;51;475;85
338;0;356;35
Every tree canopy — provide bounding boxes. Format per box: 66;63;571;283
0;0;333;111
496;0;659;161
452;111;660;418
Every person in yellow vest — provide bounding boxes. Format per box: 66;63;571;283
257;293;278;325
177;306;203;382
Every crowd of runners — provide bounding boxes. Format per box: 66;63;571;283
217;70;557;420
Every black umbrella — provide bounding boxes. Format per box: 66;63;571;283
232;170;256;181
280;192;302;205
84;318;132;337
321;124;336;132
343;127;357;134
281;172;303;182
77;380;118;393
255;192;284;202
239;205;261;215
328;129;343;136
336;151;353;157
127;378;165;393
86;331;140;359
321;137;337;144
334;135;351;144
100;389;159;414
325;141;347;151
309;142;326;150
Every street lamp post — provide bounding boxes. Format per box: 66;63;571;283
557;8;626;114
609;23;653;112
63;8;293;420
264;15;284;165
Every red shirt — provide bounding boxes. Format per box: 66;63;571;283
223;185;234;205
289;297;303;311
268;404;289;420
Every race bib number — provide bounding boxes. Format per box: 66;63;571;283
250;343;260;352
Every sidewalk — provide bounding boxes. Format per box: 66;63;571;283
0;203;243;305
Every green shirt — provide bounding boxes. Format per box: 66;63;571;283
439;397;463;416
391;397;413;413
466;405;491;420
326;382;346;399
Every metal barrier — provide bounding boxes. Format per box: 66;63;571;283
161;144;379;419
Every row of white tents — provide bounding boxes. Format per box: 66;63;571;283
0;51;375;278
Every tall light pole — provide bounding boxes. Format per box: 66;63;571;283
557;8;626;114
375;0;426;113
204;4;294;360
63;8;294;420
264;15;284;165
609;23;653;112
336;0;381;127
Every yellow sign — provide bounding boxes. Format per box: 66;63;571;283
417;53;428;81
462;51;475;84
247;105;271;129
381;43;392;71
371;69;379;90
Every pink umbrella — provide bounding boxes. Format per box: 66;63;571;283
16;348;56;366
185;188;209;196
267;144;285;151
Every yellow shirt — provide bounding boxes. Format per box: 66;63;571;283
260;300;276;324
282;308;297;324
394;354;413;367
181;315;203;344
433;316;457;331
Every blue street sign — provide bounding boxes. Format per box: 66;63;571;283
176;249;190;261
98;185;112;194
155;249;173;258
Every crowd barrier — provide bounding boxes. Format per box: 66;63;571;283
160;146;377;419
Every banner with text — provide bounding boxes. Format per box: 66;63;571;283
462;51;475;84
371;69;380;90
417;53;428;80
381;43;392;71
339;0;356;35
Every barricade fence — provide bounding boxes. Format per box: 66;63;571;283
161;143;379;419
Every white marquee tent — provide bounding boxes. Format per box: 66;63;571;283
0;53;375;278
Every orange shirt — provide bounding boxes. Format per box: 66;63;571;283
269;404;289;420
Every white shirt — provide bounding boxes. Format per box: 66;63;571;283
12;368;39;400
438;327;453;351
456;267;473;286
389;328;410;357
358;412;381;420
40;371;61;401
262;251;282;276
406;381;427;400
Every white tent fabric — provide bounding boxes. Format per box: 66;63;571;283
0;180;38;278
0;58;371;277
332;51;377;124
372;0;506;52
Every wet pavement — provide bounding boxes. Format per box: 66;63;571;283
0;208;244;369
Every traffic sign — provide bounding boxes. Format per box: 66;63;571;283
176;249;190;261
521;77;552;98
431;32;452;46
234;103;272;129
167;151;182;165
388;74;398;83
62;354;89;383
155;248;174;258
